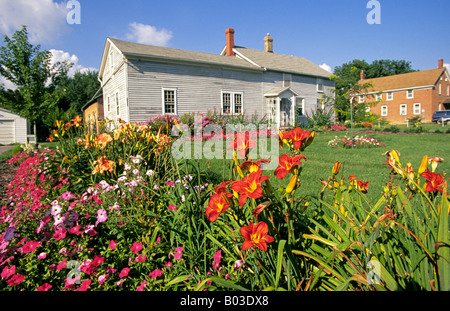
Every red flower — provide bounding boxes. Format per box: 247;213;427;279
228;133;257;158
421;169;445;193
274;154;306;180
240;160;270;174
6;274;25;286
231;170;270;207
53;229;67;241
240;222;274;252
357;180;370;193
284;128;313;150
205;193;230;222
119;267;130;278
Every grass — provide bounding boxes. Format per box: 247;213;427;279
189;130;450;205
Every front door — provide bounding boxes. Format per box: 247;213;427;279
280;98;291;128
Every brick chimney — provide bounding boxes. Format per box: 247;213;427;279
225;28;235;56
264;33;273;53
360;70;365;80
438;58;444;69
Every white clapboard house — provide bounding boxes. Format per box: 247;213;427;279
98;28;334;128
0;108;28;145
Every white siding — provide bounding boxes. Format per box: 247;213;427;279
0;109;27;144
126;59;264;123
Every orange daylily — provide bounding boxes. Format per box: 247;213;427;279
71;115;82;127
205;193;231;222
284;128;313;151
240;221;274;252
332;161;341;176
421;169;445;193
92;156;115;175
240;159;270;174
95;133;113;148
274;154;306;180
228;133;257;159
231;170;270;207
356;180;369;193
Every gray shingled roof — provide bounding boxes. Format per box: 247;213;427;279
234;47;332;78
108;38;261;71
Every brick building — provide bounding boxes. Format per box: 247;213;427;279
358;59;450;124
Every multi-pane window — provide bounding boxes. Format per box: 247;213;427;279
163;89;176;114
413;103;421;115
400;104;407;116
359;95;364;103
222;91;243;115
381;105;388;116
376;93;382;101
317;78;324;92
407;89;414;99
386;92;393;101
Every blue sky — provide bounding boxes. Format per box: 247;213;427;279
0;0;449;87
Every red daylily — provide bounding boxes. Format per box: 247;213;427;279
284;127;313;150
357;180;370;193
274;154;306;180
231;170;270;207
228;133;257;158
421;169;445;193
240;221;274;252
205;193;230;222
240;159;270;174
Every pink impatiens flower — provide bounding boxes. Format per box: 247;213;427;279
22;240;40;254
130;242;143;254
53;229;67;241
37;283;53;291
1;265;15;279
6;274;25;286
149;269;163;279
108;240;117;250
136;280;147;291
96;209;108;226
119;267;130;278
169;246;184;260
212;250;222;269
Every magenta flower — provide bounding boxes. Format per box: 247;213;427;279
135;254;147;262
53;229;67;241
1;265;15;279
22;241;40;254
212;250;222;269
37;252;47;260
119;267;130;278
57;259;67;271
108;240;117;250
149;269;164;279
37;283;53;291
130;242;143;254
136;280;147;291
6;274;25;286
170;246;184;260
168;204;178;211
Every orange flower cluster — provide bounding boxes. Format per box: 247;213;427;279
92;156;114;175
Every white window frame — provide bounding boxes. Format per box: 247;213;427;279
317;78;324;93
447;85;449;96
359;95;364;103
376;93;382;101
386;92;393;101
115;90;120;117
221;91;243;115
162;88;177;115
381;105;388;116
407;89;414;99
400;104;407;116
107;95;111;112
109;51;114;70
439;83;442;95
413;103;421;115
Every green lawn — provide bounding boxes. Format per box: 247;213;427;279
190;131;450;204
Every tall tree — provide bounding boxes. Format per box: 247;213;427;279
0;25;72;140
331;59;416;122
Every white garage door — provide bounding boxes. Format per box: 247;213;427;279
0;120;15;145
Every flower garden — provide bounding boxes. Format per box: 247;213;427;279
0;114;449;292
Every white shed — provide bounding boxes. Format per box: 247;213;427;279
0;108;27;145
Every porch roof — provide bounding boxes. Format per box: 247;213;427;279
264;87;299;97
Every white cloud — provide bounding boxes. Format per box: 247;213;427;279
0;75;16;90
319;63;332;73
126;22;172;46
0;0;69;44
50;49;97;77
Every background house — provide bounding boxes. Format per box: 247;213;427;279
97;28;334;129
0;108;28;145
358;59;450;124
82;89;104;135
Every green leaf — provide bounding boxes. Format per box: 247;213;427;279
165;275;191;287
275;240;286;289
195;276;249;291
437;189;450;291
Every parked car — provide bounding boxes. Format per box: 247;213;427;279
432;110;450;124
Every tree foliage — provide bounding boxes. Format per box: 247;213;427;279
0;26;72;129
330;59;416;122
